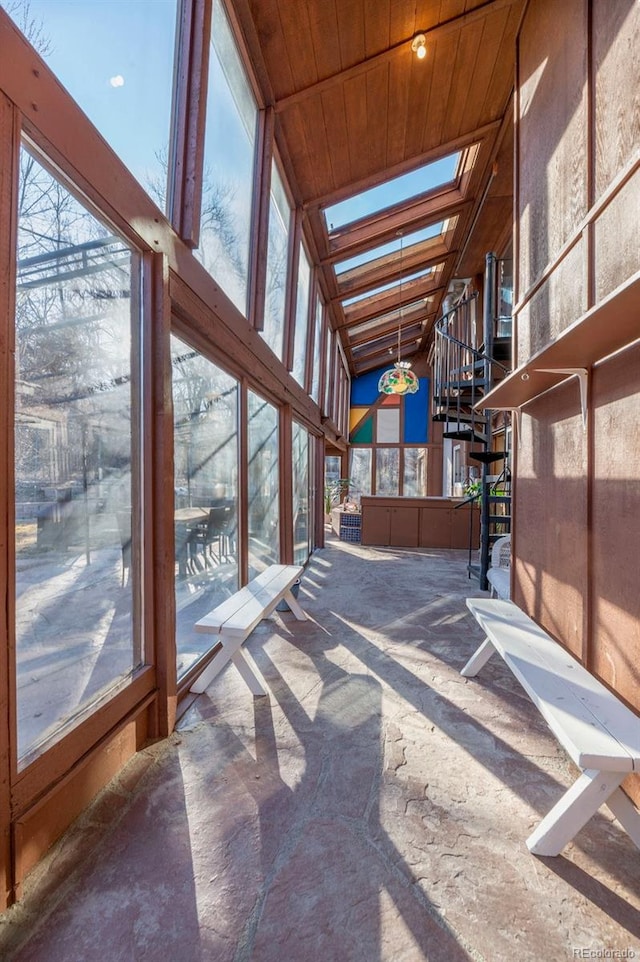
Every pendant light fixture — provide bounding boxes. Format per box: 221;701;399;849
378;230;420;396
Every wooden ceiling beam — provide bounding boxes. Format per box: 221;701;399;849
332;239;451;301
343;274;447;326
273;0;519;116
327;192;471;259
346;308;431;348
351;333;424;370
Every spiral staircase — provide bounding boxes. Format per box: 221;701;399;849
431;253;513;589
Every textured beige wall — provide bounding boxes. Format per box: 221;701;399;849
515;0;640;802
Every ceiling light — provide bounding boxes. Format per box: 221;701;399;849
378;231;419;397
411;34;427;60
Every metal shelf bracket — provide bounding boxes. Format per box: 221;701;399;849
535;368;588;430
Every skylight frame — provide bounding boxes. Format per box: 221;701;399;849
323;151;462;235
341;265;435;308
334;222;445;276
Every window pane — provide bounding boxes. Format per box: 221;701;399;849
291;245;311;385
377;408;400;443
262;161;290;359
325;456;341;483
15;146;140;765
171;337;239;679
376;449;399;495
292;422;309;565
325;152;460;231
324;329;333;413
334;223;444;273
198;0;258;314
6;1;177;202
349;448;372;500
310;293;323;403
248;392;279;576
403;449;429;496
342;265;433;307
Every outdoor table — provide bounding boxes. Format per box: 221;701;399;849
174;507;209;578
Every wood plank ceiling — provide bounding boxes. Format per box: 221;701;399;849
233;0;524;377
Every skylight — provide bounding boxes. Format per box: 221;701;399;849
342;267;433;308
351;323;422;355
347;301;428;339
324;152;460;232
334;222;444;275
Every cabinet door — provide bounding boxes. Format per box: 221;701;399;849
361;506;391;545
391;507;419;547
418;505;451;547
450;504;476;548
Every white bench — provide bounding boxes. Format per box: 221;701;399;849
462;597;640;856
190;564;307;697
487;535;511;600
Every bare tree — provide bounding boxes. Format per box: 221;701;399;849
147;146;244;289
1;0;52;54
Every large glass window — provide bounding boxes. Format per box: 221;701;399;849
247;392;279;576
349;449;372;501
403;449;429;496
291;244;311;385
6;1;178;201
198;0;258;314
324;329;334;414
171;337;239;679
262;161;290;359
310;293;323;403
376;449;400;495
292;422;310;565
14;145;141;765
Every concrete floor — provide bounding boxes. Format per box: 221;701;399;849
1;534;639;961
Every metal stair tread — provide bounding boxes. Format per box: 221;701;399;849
442;429;488;443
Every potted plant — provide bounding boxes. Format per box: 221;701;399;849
324;478;350;519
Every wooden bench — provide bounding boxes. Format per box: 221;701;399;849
190;564;307;697
462;597;640;856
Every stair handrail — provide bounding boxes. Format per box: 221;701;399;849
434;296;510;373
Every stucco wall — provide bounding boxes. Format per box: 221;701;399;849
514;0;640;800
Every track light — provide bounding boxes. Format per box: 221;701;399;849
411;34;427;60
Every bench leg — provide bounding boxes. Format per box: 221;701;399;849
231;649;267;697
607;787;640;849
460;637;496;677
526;769;627;856
281;589;308;621
190;643;227;694
190;638;268;697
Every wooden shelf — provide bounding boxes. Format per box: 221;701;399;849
476;270;640;410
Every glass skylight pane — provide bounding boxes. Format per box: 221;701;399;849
348;301;427;339
351;324;422;355
342;267;433;307
348;317;393;339
335;222;443;274
324;153;460;231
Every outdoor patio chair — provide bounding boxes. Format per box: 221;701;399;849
188;505;228;566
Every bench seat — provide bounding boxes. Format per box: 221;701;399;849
190;564;306;696
463;597;640;856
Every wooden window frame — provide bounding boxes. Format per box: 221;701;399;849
168;0;212;249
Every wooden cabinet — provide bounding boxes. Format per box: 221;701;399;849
360;497;478;549
361;504;418;547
